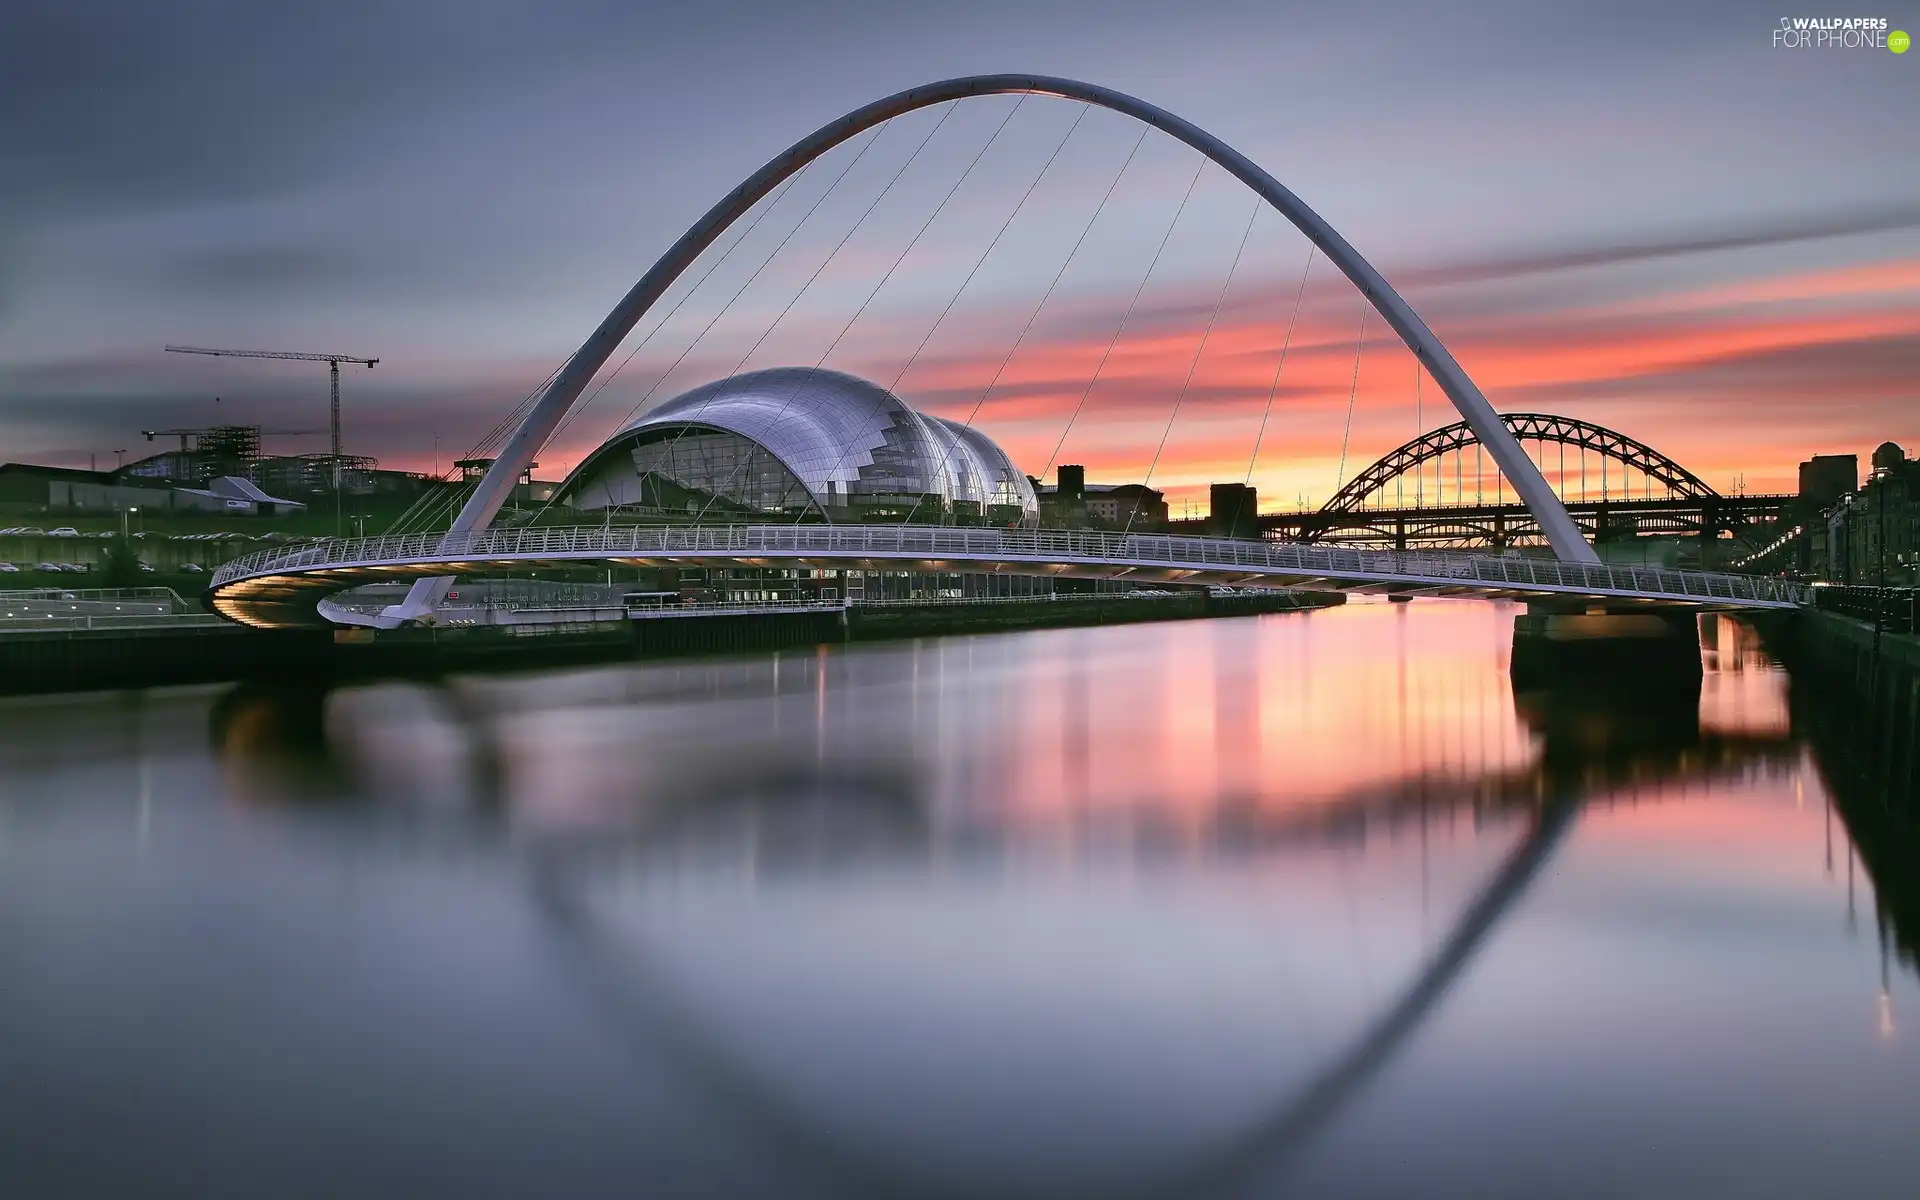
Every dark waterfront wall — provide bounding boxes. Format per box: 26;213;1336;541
0;591;1341;696
847;590;1330;639
0;625;336;693
1764;608;1920;816
1761;608;1920;971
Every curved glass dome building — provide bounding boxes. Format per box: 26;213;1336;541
557;367;1039;524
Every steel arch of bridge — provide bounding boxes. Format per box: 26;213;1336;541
1321;413;1719;517
385;74;1600;624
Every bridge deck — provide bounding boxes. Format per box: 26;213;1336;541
206;524;1811;629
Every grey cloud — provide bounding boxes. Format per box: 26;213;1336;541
1502;331;1920;410
151;243;368;293
3;0;1912;469
1400;205;1920;288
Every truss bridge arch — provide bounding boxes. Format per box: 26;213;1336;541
1320;413;1720;518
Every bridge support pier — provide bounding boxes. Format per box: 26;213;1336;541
1510;606;1702;693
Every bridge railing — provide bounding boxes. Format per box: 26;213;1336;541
1810;585;1918;633
209;524;1814;607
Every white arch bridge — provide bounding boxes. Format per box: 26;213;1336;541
212;74;1814;629
208;524;1809;629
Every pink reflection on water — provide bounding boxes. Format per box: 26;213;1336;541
1699;612;1791;737
995;602;1536;827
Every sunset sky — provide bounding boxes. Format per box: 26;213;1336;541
3;0;1916;510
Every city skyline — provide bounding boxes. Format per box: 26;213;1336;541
3;0;1915;507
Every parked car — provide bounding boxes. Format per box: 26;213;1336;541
180;563;205;574
0;562;20;572
47;527;81;537
36;562;64;573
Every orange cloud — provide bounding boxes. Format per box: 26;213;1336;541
873;256;1920;510
495;254;1919;517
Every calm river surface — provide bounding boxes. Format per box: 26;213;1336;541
2;601;1914;1198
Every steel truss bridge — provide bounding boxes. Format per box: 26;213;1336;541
1263;493;1797;550
208;524;1810;629
1256;413;1797;550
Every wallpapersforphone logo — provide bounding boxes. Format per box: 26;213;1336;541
1771;16;1908;50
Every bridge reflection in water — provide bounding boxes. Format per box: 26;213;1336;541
178;603;1911;1197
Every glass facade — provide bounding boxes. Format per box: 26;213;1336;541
558;367;1039;523
627;429;813;515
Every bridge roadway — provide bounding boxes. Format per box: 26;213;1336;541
1251;493;1798;548
207;523;1811;629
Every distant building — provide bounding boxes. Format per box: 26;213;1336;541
452;458;559;507
1843;442;1919;586
549;367;1046;600
0;463;171;513
175;476;307;517
1808;441;1919;585
1083;484;1167;527
246;454;380;500
115;423;401;502
0;463;304;517
1209;482;1259;539
554;367;1038;525
120;424;262;486
1036;464;1168;530
1797;454;1857;509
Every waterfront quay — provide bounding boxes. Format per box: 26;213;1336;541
0;584;1339;696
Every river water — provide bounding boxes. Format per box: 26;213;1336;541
1;601;1914;1198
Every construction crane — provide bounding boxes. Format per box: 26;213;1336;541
163;345;378;465
166;345;378;535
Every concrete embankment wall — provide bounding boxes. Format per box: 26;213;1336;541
1760;608;1920;967
1762;609;1920;816
0;625;336;694
0;591;1341;696
847;591;1327;639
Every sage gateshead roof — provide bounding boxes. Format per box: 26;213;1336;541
555;367;1039;524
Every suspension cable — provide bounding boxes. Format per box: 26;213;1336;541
1414;364;1424;508
384;163;816;538
1039;153;1208;485
1125;195;1260;536
818;102;1087;528
686;98;1002;525
797;98;1075;527
556;109;932;529
539;155;827;474
526;121;894;525
381;360;564;536
386;355;579;535
1245;244;1315;489
894;123;1149;528
1335;301;1369;491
